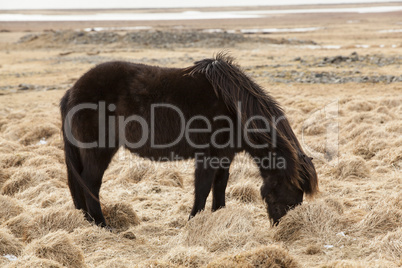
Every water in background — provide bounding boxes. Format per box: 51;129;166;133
1;5;402;21
1;0;402;10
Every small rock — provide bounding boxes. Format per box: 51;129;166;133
121;231;136;240
18;83;31;90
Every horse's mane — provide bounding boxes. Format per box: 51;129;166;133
185;52;318;195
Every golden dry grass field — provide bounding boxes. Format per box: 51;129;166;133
0;4;401;267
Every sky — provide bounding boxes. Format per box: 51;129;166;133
1;0;401;10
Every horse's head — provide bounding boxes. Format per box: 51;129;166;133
259;152;318;225
261;175;303;225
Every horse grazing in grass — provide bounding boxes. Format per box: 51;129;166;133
60;52;318;227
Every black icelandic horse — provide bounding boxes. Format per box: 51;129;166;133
60;53;318;227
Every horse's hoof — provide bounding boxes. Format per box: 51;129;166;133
104;225;113;232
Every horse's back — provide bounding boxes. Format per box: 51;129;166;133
67;61;159;104
61;60;233;158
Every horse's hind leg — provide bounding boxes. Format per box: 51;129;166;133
211;165;231;211
189;159;217;218
80;148;116;227
68;176;87;211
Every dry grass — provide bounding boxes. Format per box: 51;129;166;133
24;230;85;268
115;160;155;183
0;12;401;266
6;255;64;268
331;156;370;180
0;195;24;222
0;227;23;256
164;246;209;267
23;208;90;242
102;202;141;231
1;214;31;239
0;138;21;154
370;228;402;261
321;260;368;268
0;152;36;169
229;182;261;203
354;198;402;238
1;168;49;196
273;200;345;245
207;245;300;268
181;207;269;252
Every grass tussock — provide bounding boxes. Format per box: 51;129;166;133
14;180;67;206
353;144;376;160
19;123;60;146
1;214;31;239
23;208;90;242
23;155;58;167
115;161;155;183
25;230;85;268
182;207;268;252
324;198;344;215
6;255;64;268
273;200;344;244
39;165;67;182
322;260;367;268
1;168;49;196
229;182;261;203
354;199;402;238
304;244;322;255
155;170;185;188
387;146;402;169
97;258;136;268
370;228;402;260
0;227;24;256
0;138;21;154
0;168;11;186
0;152;35;168
206;245;300;268
71;226;119;253
346;100;374;112
229;153;261;183
103;202;140;231
385;121;402;133
136;260;176;268
32;146;65;164
164;246;209;267
332;156;370;179
303;124;326;135
0;195;24;222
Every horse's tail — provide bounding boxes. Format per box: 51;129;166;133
186;52;314;192
60;90;85;208
61;90;102;209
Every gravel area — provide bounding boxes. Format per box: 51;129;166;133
294;52;402;68
253;70;402;84
18;30;317;48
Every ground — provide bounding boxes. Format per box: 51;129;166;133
0;4;401;267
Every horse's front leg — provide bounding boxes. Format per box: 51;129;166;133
211;163;231;211
189;158;217;218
